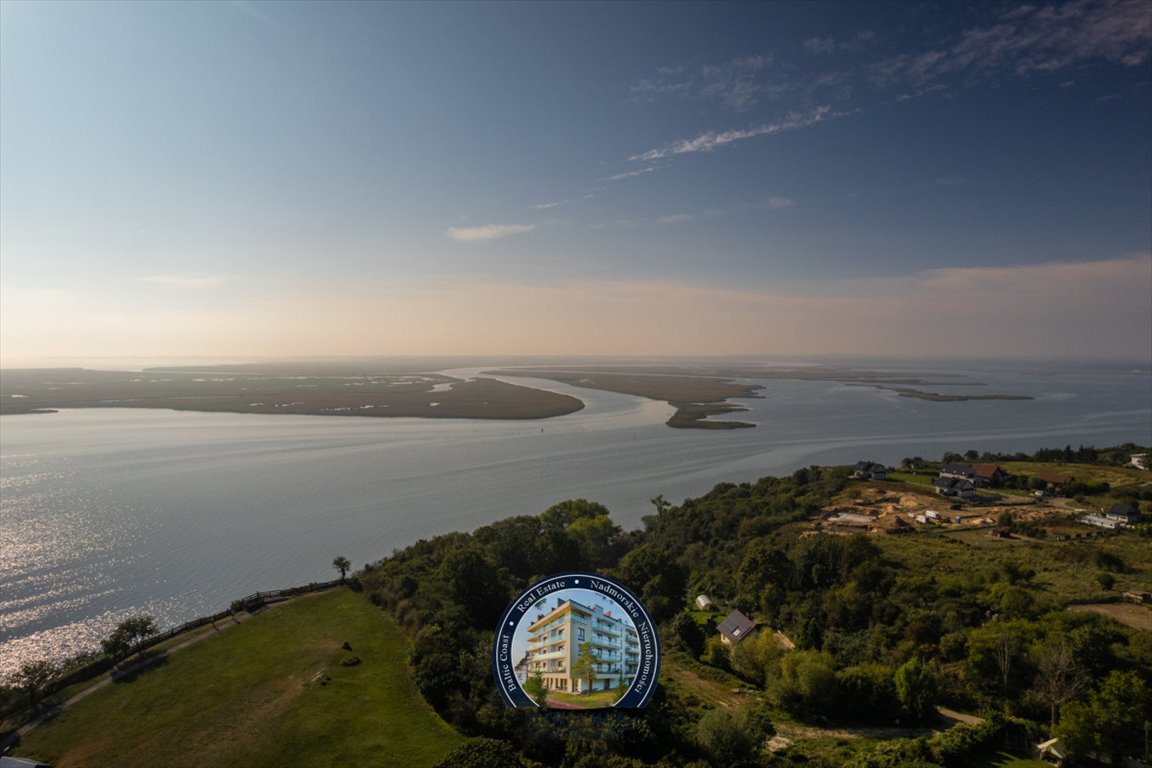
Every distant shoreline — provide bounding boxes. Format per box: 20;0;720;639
0;362;1048;427
0;370;584;420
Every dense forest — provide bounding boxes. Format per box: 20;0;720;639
359;446;1152;768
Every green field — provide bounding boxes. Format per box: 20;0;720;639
14;589;463;768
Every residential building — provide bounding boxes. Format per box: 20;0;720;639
716;610;757;645
1104;503;1141;523
853;461;888;480
525;598;640;694
1080;514;1122;530
1038;473;1074;489
971;463;1007;487
934;476;975;499
940;463;977;481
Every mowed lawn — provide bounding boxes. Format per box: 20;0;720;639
16;589;463;768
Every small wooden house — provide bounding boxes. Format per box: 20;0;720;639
716;610;757;645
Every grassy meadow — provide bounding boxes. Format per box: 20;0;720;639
14;589;463;768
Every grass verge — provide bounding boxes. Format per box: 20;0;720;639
15;589;462;768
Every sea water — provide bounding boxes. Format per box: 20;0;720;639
2;362;1149;674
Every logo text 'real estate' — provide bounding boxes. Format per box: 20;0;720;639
492;573;660;711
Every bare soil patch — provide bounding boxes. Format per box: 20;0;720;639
1069;602;1152;631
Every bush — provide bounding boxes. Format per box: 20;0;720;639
433;737;525;768
836;664;899;724
694;707;774;766
771;650;838;719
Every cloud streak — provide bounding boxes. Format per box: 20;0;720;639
598;166;660;182
874;0;1151;85
631;54;775;110
445;224;536;242
592;197;794;229
629;107;835;161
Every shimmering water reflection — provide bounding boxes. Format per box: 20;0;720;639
2;365;1149;677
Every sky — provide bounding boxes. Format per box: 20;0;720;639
1;0;1150;366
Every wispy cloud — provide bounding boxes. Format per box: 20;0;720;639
530;202;563;210
804;37;838;55
631;54;780;110
445;224;536;242
593;198;794;229
138;274;225;288
633;2;1147;124
598;166;660;182
629;106;836;161
758;196;794;210
874;0;1151;85
804;31;875;55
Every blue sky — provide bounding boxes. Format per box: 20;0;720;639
2;0;1149;364
510;587;636;674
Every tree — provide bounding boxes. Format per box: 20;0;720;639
121;615;158;653
432;737;526;768
571;641;597;694
1091;670;1150;763
993;628;1018;699
694;707;773;766
1054;699;1100;758
13;659;57;713
1056;670;1150;763
523;672;548;707
102;615;158;659
436;542;505;625
540;499;610;531
894;657;937;723
837;664;900;724
101;627;131;658
566;513;621;569
332;555;351;582
1033;641;1087;728
701;636;730;670
669;611;705;657
771;650;838;718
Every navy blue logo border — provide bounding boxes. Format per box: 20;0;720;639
492;572;661;709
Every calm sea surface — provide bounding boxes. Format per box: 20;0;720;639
2;364;1150;674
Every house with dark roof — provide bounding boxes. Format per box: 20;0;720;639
940;464;977;481
934;476;975;499
852;461;888;480
971;464;1007;487
1104;503;1141;523
716;610;757;645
